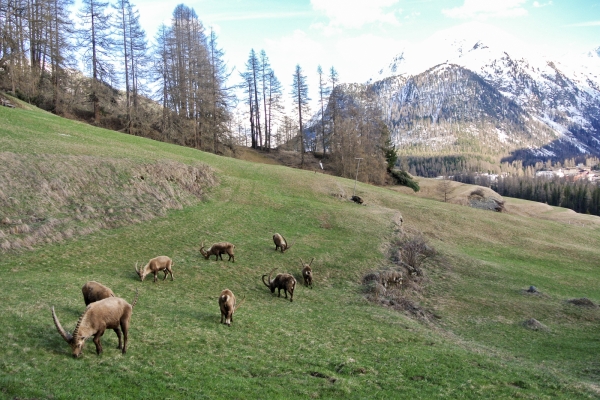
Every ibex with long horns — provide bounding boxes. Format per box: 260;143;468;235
200;241;235;262
300;258;314;288
273;233;295;253
82;281;115;306
52;291;139;357
135;256;174;282
262;268;296;302
218;289;246;327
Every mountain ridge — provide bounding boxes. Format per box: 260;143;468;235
342;22;600;163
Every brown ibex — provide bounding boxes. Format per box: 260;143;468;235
200;241;235;262
262;268;296;302
218;289;246;327
52;291;139;357
82;281;115;306
273;233;295;253
135;256;174;282
300;257;314;288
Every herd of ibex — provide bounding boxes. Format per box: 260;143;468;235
51;232;315;356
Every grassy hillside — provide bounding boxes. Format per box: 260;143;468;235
1;103;600;399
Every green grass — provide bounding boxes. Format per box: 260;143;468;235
1;104;600;399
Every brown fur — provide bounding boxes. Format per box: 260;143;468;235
52;292;138;358
135;256;174;282
218;289;245;327
273;233;295;253
82;281;115;306
200;241;235;262
299;257;314;288
262;268;296;302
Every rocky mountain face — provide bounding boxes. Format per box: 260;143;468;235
332;23;600;163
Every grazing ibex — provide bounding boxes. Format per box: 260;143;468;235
262;268;296;302
218;289;246;327
300;257;314;288
82;281;115;306
200;241;235;262
52;291;139;357
135;256;174;282
273;233;295;253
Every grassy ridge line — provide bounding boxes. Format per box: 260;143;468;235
0;104;599;398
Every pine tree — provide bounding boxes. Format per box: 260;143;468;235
76;0;117;122
245;49;261;149
317;65;330;153
207;28;232;153
291;64;310;168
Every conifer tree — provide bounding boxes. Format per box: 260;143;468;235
76;0;116;122
291;64;310;168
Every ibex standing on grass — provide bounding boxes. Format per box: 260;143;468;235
52;291;139;357
200;241;235;262
262;268;296;302
273;233;295;253
300;258;314;288
135;256;174;282
218;289;245;327
82;281;115;306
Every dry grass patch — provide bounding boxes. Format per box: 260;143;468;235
0;152;216;251
233;147;282;165
363;228;446;322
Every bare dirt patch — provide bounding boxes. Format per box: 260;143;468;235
235;147;330;173
0;152;216;251
566;298;598;308
522;318;549;331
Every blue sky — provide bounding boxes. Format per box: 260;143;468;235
111;0;600;106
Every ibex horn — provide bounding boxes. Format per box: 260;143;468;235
286;238;297;250
71;310;87;341
234;295;246;311
131;288;139;308
262;268;277;287
261;274;270;288
51;306;72;342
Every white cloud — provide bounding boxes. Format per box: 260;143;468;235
206;11;313;23
311;0;400;29
443;0;528;20
533;1;552;8
262;30;405;115
404;11;420;20
309;21;342;36
564;20;600;27
334;34;407;82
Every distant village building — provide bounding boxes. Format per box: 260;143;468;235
535;170;555;179
534;166;598;182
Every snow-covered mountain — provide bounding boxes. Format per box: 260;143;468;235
353;22;600;161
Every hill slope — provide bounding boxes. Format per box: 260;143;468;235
1;104;600;399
